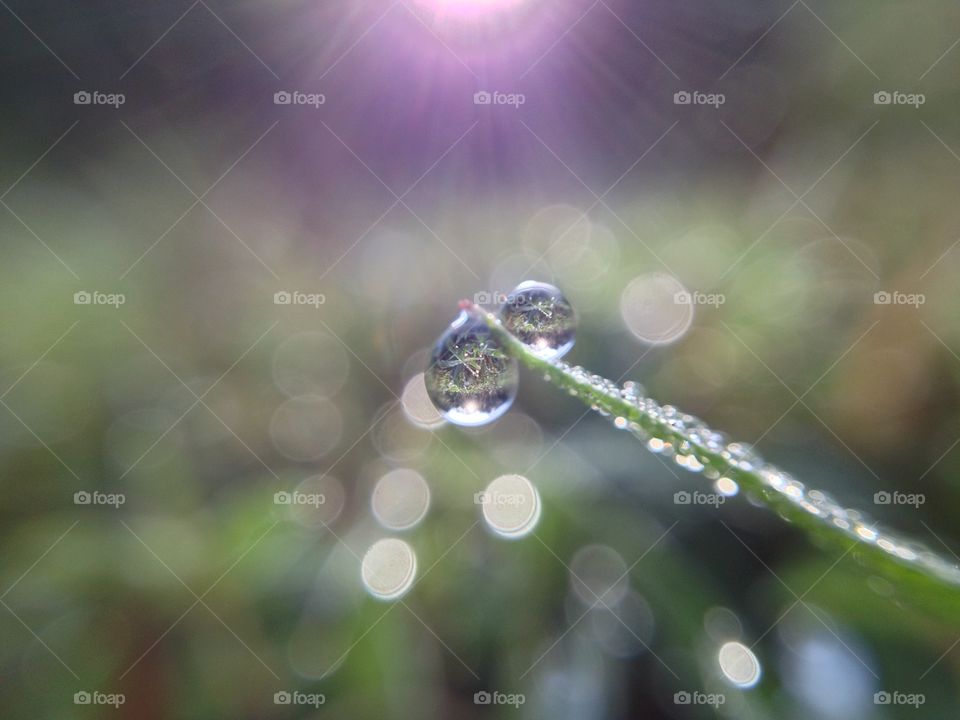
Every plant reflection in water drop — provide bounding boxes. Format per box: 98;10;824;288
498;280;576;360
425;310;518;427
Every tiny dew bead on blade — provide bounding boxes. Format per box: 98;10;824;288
424;309;518;427
497;281;576;361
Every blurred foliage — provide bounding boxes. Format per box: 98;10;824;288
3;0;960;718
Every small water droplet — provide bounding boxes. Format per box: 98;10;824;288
675;453;705;472
425;311;518;427
621;380;645;400
715;477;739;496
498;281;576;360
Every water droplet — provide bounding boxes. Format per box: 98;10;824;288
675;453;705;472
715;477;739;497
425;311;518;427
498;281;576;360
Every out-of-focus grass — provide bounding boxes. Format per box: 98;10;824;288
3;1;960;718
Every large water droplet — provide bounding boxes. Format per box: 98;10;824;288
498;281;576;360
425;311;518;427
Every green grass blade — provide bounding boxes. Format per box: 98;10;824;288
470;303;960;614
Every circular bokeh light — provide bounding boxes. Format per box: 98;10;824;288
718;640;762;688
361;538;418;601
371;469;431;531
620;273;694;345
479;474;541;539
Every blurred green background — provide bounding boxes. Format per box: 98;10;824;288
2;0;960;717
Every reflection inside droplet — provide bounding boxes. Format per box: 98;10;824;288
371;469;431;530
718;640;762;688
425;311;518;427
361;538;417;601
498;280;576;360
478;474;540;539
